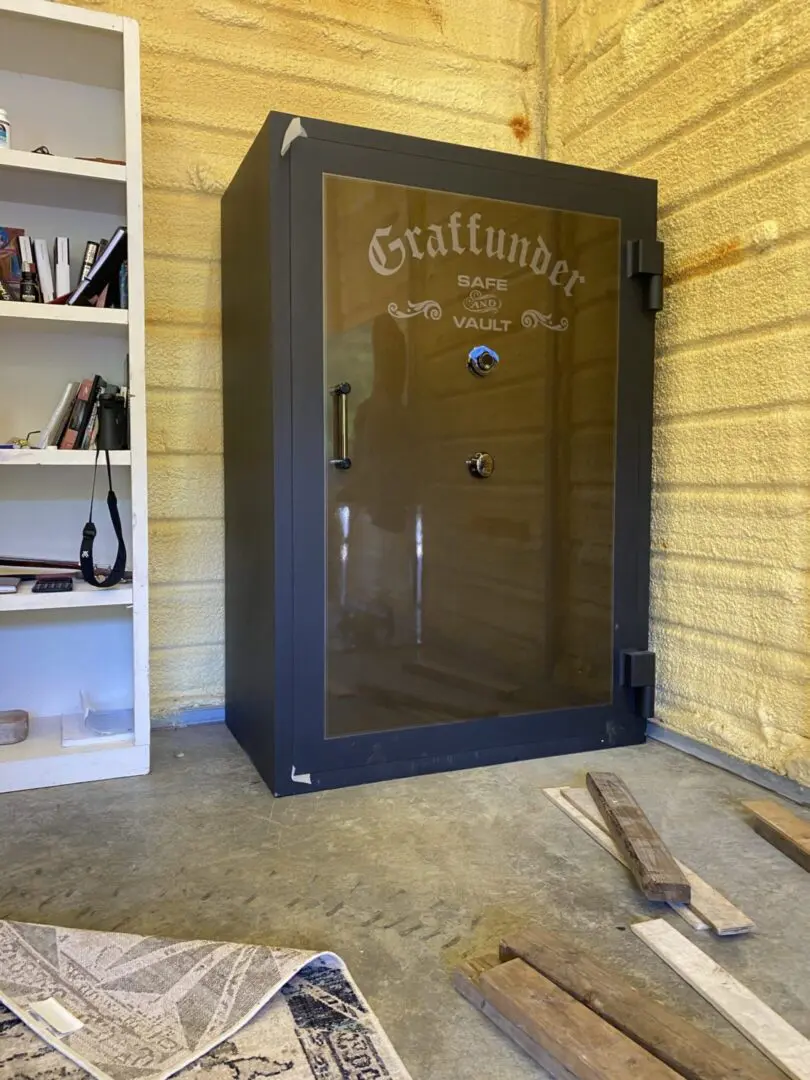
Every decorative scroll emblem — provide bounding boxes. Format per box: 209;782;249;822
463;289;501;314
387;299;442;321
521;310;569;332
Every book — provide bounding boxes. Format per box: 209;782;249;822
68;228;126;306
18;235;33;267
54;236;70;298
78;241;98;281
76;374;104;448
0;227;24;300
59;378;94;449
37;381;80;448
119;260;128;309
33;238;55;303
0;577;20;594
79;377;106;449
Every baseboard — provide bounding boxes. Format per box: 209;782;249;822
152;706;225;729
647;720;810;807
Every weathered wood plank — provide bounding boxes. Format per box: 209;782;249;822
479;958;681;1079
586;772;691;903
632;919;810;1080
562;787;754;936
743;799;810;873
502;927;785;1080
454;953;580;1079
543;788;709;932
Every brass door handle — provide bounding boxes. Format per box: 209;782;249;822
329;382;351;469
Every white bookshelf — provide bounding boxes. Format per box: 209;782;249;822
0;0;149;793
0;448;131;465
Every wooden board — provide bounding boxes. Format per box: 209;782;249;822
743;799;810;872
479;957;682;1079
501;927;785;1080
563;787;754;936
454;953;581;1079
543;788;709;932
632;919;810;1080
586;772;691;903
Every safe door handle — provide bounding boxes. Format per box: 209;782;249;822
329;382;351;469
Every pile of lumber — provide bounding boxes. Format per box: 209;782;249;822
545;774;755;935
454;771;810;1079
456;925;804;1080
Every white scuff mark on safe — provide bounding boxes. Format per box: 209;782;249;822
291;766;312;785
281;117;307;157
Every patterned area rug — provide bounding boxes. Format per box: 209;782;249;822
0;920;411;1080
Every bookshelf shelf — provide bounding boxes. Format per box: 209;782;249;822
0;0;149;794
0;304;128;330
0;581;133;612
0;148;126;184
0;714;146;796
0;449;131;466
0;149;127;214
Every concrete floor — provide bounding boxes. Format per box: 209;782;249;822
1;724;808;1078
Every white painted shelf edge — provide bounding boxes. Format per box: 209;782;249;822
0;147;126;183
0;304;128;327
0;581;133;612
0;449;131;465
0;714;148;794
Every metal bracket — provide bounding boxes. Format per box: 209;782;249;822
620;648;656;720
626;239;664;312
281;116;308;157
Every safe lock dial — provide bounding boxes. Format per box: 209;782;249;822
467;452;495;479
467;345;500;377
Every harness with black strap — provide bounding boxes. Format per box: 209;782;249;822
80;450;127;588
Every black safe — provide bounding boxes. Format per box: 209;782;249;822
222;113;661;796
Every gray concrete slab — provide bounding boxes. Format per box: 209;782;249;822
1;724;808;1078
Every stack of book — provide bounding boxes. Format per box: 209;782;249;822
37;376;126;451
0;226;127;307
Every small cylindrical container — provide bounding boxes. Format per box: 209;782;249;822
0;108;11;149
0;710;29;746
20;269;39;302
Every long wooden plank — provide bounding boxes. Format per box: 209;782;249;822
454;954;580;1079
586;772;691;903
563;787;754;936
501;927;785;1080
543;788;709;932
743;799;810;872
479;957;682;1079
632;919;810;1080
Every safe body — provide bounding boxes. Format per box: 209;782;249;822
221;114;660;795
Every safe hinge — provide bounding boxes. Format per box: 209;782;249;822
620;648;656;720
626;239;664;312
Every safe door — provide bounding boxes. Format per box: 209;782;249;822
261;117;657;793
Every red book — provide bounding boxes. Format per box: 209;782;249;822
59;379;93;450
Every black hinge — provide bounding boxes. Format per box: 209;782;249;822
620;648;656;719
627;239;664;312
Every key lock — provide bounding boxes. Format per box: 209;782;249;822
466;346;498;479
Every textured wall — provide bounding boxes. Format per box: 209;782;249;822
60;0;541;715
547;0;810;783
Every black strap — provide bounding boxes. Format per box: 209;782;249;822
80;450;127;588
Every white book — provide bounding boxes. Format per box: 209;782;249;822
37;381;79;448
33;238;54;302
18;235;33;266
54;236;70;298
